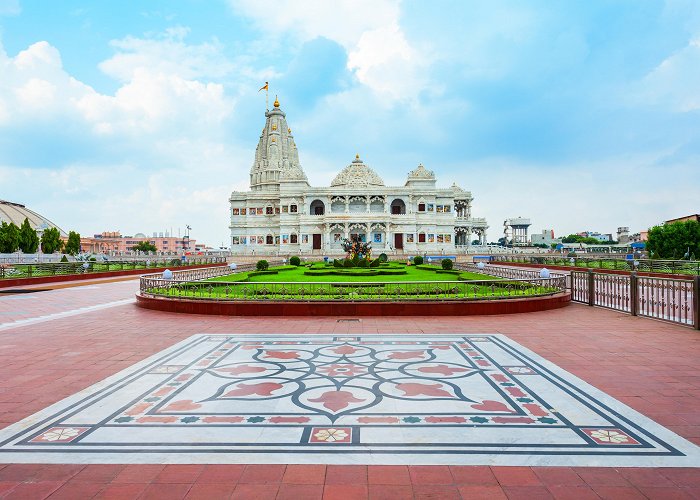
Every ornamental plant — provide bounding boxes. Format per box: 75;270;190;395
256;259;269;271
289;256;301;266
341;237;372;262
441;258;453;270
413;256;424;265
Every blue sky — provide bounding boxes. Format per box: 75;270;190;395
1;0;699;246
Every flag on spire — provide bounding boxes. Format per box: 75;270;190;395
259;82;269;92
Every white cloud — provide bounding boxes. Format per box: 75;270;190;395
99;27;234;82
229;0;427;100
0;32;240;245
637;38;700;112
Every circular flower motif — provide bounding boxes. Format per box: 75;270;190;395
589;430;630;443
40;427;81;442
318;363;367;377
313;428;348;442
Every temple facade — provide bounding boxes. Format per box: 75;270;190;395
229;99;488;255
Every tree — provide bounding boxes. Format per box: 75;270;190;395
18;218;39;253
0;222;20;253
132;241;157;252
64;231;81;255
647;221;700;260
40;227;63;254
561;234;582;243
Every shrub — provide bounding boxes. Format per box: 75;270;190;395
379;253;388;262
441;258;453;270
369;258;381;268
60;255;69;263
358;259;368;268
333;259;343;268
289;256;301;266
256;259;269;271
343;258;354;268
413;256;424;265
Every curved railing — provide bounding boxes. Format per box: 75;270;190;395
138;263;567;302
491;255;700;276
0;257;226;280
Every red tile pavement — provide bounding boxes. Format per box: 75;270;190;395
0;279;697;498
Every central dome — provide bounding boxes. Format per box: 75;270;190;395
330;155;385;188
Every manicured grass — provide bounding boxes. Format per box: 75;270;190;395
144;262;559;301
204;263;497;283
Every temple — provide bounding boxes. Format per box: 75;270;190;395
229;98;488;255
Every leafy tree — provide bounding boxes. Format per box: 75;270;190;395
64;231;82;255
40;227;63;254
0;222;21;253
647;221;700;259
132;241;157;252
18;218;40;253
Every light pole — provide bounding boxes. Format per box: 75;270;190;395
184;225;191;253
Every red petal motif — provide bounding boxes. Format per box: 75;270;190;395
308;390;366;411
223;382;283;397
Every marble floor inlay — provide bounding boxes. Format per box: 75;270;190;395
0;334;697;466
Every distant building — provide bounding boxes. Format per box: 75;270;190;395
78;231;197;254
531;229;560;246
665;214;699;224
617;226;630;244
0;199;67;237
576;231;613;242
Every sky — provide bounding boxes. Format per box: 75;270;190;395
0;0;699;246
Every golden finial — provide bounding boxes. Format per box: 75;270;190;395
272;124;277;131
288;128;291;133
355;153;360;159
273;95;280;108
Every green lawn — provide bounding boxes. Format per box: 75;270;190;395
144;262;559;301
204;263;496;284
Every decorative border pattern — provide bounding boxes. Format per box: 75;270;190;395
0;334;697;466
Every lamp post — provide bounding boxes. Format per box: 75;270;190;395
184;225;191;253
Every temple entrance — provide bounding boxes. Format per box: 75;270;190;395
394;233;403;249
313;234;322;250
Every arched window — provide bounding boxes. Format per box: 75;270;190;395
310;199;325;215
391;199;406;215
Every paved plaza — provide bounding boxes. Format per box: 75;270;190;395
0;277;698;498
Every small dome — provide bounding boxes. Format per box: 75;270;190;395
330;155;385;187
280;165;308;182
407;163;435;180
134;232;147;238
0;199;67;236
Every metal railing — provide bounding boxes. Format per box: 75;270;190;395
571;270;699;329
139;263;567;302
492;255;700;276
0;257;225;280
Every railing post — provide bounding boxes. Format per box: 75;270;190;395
630;272;638;316
693;275;700;330
587;269;595;306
